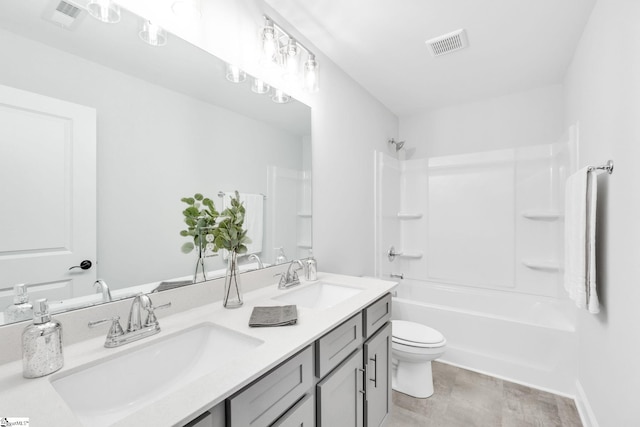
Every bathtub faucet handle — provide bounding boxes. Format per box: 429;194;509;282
390;273;404;280
388;246;403;262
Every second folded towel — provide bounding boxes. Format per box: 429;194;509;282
249;305;298;327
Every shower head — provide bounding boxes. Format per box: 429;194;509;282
388;138;405;151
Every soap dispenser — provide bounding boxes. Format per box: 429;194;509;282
305;250;317;281
5;284;33;323
22;299;64;378
275;247;288;265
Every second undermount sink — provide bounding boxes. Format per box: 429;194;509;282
272;281;363;309
51;322;263;427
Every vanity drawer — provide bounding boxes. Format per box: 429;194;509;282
227;346;313;427
363;293;392;339
315;312;363;378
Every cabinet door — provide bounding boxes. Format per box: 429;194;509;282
317;348;364;427
272;393;315;427
364;323;391;427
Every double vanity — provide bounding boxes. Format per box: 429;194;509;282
0;273;395;427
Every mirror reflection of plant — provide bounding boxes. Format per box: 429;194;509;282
213;191;251;255
180;193;219;254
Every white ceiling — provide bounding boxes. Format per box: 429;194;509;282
266;0;597;116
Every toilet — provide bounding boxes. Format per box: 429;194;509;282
391;320;446;398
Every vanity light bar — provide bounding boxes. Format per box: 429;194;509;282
264;15;315;60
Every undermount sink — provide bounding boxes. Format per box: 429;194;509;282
272;281;362;309
51;323;263;427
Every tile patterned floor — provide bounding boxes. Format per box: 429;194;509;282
388;362;583;427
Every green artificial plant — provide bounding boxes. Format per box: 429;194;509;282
179;193;219;254
213;190;251;255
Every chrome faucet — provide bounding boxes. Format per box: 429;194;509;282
277;259;304;289
94;279;112;302
247;253;264;269
88;293;171;348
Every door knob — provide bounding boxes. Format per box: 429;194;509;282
69;260;92;270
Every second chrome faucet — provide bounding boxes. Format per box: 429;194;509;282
277;260;305;289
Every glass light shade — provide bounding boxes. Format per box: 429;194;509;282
272;89;291;104
225;64;246;83
139;21;167;47
283;39;300;81
303;54;319;93
260;21;280;68
171;0;202;19
87;0;120;23
251;78;271;94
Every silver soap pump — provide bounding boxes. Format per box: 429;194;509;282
305;250;317;281
5;284;33;323
22;299;64;378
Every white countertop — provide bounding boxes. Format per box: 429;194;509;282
0;273;396;427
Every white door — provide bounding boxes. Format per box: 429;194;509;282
0;84;96;309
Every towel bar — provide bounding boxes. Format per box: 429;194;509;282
218;191;267;199
587;160;614;174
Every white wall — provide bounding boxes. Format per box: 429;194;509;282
0;30;305;290
400;85;565;158
563;0;640;425
310;66;399;276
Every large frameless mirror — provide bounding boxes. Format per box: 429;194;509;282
0;0;312;325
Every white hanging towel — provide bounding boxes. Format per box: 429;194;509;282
222;192;264;255
564;167;600;314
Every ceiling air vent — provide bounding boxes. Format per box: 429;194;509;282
425;29;468;57
43;0;85;30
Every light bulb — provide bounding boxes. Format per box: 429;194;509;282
139;21;167;47
260;19;280;68
272;89;291;104
87;0;120;23
251;78;271;94
225;64;246;83
283;38;300;81
303;54;319;93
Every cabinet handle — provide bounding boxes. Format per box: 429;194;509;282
358;368;366;394
369;355;378;388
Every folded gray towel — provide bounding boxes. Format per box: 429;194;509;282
249;305;297;327
153;280;192;292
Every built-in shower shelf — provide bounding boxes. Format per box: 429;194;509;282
398;252;423;259
521;211;563;221
522;260;561;272
397;212;423;219
297;212;312;218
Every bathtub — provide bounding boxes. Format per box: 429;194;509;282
392;279;578;395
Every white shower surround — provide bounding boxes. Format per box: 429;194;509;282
375;134;579;395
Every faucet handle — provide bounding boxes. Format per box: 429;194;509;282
89;316;125;346
143;301;171;327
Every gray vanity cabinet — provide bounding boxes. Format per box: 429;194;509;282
316;348;365;427
184;292;392;427
316;293;392;427
363;322;392;427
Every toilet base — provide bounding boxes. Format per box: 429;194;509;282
392;359;434;398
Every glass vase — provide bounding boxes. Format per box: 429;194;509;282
223;251;243;308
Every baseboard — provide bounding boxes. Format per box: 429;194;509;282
575;380;599;427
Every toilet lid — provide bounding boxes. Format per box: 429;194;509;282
392;320;445;347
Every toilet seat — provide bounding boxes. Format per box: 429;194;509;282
392;320;446;348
